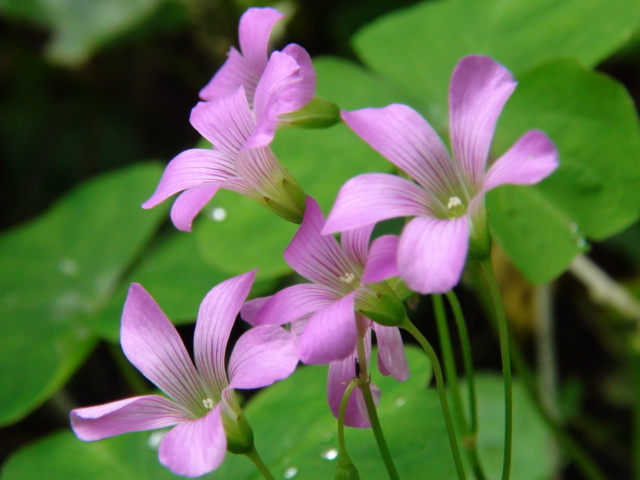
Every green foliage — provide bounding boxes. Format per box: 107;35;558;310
0;163;166;426
1;347;552;479
0;0;170;65
353;0;640;127
489;59;640;282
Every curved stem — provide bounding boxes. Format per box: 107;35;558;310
478;258;512;480
434;294;488;480
245;446;276;480
338;379;359;463
355;316;400;480
401;318;467;480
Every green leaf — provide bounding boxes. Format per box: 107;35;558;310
488;59;640;283
353;0;640;126
3;347;552;479
0;0;164;65
91;231;279;342
0;163;166;426
194;122;390;281
314;56;413;110
0;430;179;480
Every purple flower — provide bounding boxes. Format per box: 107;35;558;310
142;8;315;230
70;271;297;478
322;55;559;294
241;197;409;427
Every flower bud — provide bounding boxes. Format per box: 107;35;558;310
279;96;341;129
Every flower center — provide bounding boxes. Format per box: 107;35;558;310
447;196;466;219
339;272;356;284
202;398;215;410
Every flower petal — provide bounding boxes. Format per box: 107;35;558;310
342;105;457;198
341;224;375;269
327;350;371;428
199;8;284;105
285;197;354;291
282;43;316;102
121;284;205;413
70;395;188;441
398;216;469;294
298;292;358;364
141;149;236;210
228;325;298;389
449;55;517;190
239;295;270;326
169;184;219;232
362;234;400;283
158;405;226;477
194;271;257;396
248;283;337;326
237;8;284;78
322;173;430;235
483;130;559;192
190;88;255;156
246;49;315;149
372;323;409;381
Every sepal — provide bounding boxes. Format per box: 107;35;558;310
356;281;406;326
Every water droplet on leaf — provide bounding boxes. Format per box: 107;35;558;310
321;447;338;460
284;466;298;479
211;207;227;221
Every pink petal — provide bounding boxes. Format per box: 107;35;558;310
246;50;314;149
483;130;559;192
199;8;284;105
285;197;354;292
70;395;188;441
233;145;285;196
322;173;430;235
372;323;409;381
297;292;358;364
190;88;255;156
194;271;257;396
158;406;227;477
249;283;337;326
227;325;298;389
239;295;270;326
362;234;400;283
237;8;284;79
170;184;219;232
449;55;517;190
121;284;205;414
398;216;469;294
200;48;258;104
282;43;316;102
327;350;371;428
342;105;457;198
341;224;375;268
141;149;236;210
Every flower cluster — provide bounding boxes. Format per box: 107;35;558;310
70;5;559;478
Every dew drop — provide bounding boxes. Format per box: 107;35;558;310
283;466;298;479
148;430;167;449
58;258;79;277
569;223;578;234
576;237;587;250
321;447;338;461
394;397;406;408
211;207;227;221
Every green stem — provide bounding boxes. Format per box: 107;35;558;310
355;316;400;480
478;258;512;480
446;291;480;436
434;294;488;480
338;379;359;463
245;446;277;480
401;318;467;480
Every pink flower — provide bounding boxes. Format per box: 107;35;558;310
70;271;297;478
323;55;559;294
241;197;409;427
142;8;315;230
